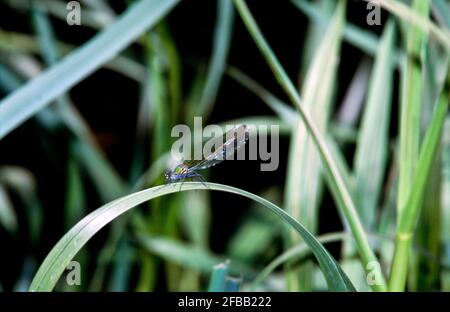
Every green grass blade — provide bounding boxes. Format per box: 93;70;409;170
29;182;355;292
195;0;234;118
284;0;344;291
0;0;180;139
232;0;385;291
208;261;230;292
353;20;396;231
389;0;430;291
390;73;450;290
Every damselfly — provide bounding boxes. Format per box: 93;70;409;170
164;124;249;184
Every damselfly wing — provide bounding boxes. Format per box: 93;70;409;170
164;125;249;183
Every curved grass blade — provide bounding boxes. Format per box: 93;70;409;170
29;182;355;292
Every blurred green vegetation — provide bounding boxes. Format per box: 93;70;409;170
0;0;449;292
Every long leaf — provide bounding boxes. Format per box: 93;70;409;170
29;182;355;292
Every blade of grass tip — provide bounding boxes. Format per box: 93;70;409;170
389;0;430;291
441;117;450;290
232;0;385;291
29;182;355;292
389;72;450;291
372;0;450;51
353;20;395;234
287;0;344;291
0;0;180;140
195;0;234;118
208;261;230;292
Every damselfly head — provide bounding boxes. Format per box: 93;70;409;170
164;169;173;182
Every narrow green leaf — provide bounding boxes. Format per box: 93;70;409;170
389;0;431;291
208;261;230;292
353;21;395;231
195;0;234;118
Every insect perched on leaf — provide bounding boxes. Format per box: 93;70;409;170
164;124;249;184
